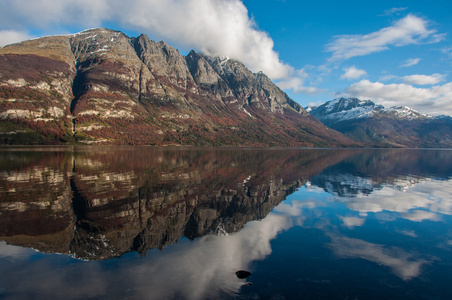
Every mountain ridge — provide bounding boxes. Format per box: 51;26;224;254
0;28;357;147
308;98;452;148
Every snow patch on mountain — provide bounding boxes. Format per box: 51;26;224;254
308;98;382;124
308;98;433;123
385;106;431;120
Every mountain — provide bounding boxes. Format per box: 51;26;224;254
0;28;357;147
308;98;452;148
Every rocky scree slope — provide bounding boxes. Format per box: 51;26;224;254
0;28;356;147
308;98;452;148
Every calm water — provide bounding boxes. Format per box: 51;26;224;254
1;147;452;300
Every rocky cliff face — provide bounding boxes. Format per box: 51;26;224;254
0;28;356;147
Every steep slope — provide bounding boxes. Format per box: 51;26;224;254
308;98;452;148
0;28;357;147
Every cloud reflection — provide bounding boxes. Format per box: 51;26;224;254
0;213;292;300
327;235;429;281
341;179;452;221
1;167;451;297
278;196;434;281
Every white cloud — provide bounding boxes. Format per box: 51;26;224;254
0;0;292;80
277;68;326;95
326;14;444;61
341;66;367;80
0;0;108;30
400;58;421;67
380;7;408;16
0;30;33;47
402;73;445;85
277;71;325;95
344;79;452;116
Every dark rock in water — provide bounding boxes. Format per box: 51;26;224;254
236;270;252;279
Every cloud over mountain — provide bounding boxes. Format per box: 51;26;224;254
0;0;291;80
343;80;452;116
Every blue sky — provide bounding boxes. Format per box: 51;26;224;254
1;0;452;116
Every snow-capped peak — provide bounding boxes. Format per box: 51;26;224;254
308;98;433;123
384;106;431;120
308;98;381;124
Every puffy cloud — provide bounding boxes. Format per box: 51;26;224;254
402;73;445;85
277;68;326;95
0;30;33;47
0;0;292;80
341;66;367;80
0;0;108;30
344;79;452;116
326;14;444;61
277;77;325;95
400;58;421;67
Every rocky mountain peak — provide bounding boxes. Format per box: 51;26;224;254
308;98;381;126
132;34;195;88
385;106;430;120
309;97;435;123
70;28;133;63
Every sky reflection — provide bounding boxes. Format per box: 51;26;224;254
3;175;448;298
1;149;452;299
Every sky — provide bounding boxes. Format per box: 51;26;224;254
1;0;452;116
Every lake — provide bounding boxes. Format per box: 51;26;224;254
1;147;452;299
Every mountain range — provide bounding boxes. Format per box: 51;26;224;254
0;28;355;147
308;98;452;148
1;28;451;148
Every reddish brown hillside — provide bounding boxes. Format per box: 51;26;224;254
0;28;358;147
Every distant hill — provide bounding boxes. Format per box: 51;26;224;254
307;98;452;148
0;28;357;147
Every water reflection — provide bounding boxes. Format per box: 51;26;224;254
0;213;293;299
0;147;350;259
327;234;428;281
1;148;452;299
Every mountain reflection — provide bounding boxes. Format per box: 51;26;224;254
0;146;351;260
1;148;452;299
310;149;452;198
308;149;452;222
